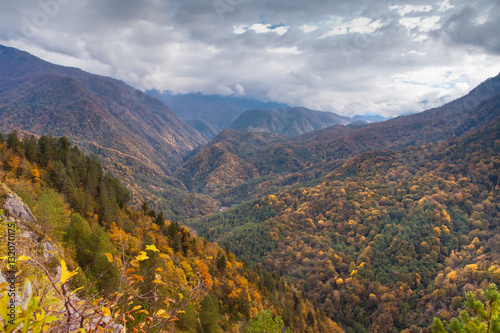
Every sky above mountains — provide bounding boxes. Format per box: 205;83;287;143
1;0;499;117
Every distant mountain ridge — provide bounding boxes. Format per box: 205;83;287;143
229;107;351;136
146;90;289;138
352;114;391;123
178;72;500;202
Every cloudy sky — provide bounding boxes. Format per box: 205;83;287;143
1;0;499;117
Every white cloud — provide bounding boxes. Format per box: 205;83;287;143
438;0;454;12
301;24;319;33
390;5;433;16
321;17;383;37
1;0;499;118
267;46;301;54
233;23;289;35
234;84;245;95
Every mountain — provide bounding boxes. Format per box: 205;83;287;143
351;113;391;123
0;44;218;217
0;133;341;332
179;73;500;204
175;129;290;196
146;90;289;138
229;107;351;136
186;98;500;332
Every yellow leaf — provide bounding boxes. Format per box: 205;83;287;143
18;255;31;261
93;297;104;306
136;251;149;261
102;306;111;317
207;256;213;260
152;279;165;285
155;267;163;272
71;287;84;295
145;244;160;252
45;250;56;255
0;256;8;260
60;260;78;284
178;293;183;300
104;253;113;263
155;309;170;318
132;305;142;311
177;310;185;314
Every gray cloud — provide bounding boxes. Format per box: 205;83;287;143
437;3;500;54
1;0;499;117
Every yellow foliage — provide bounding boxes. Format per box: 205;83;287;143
465;264;478;272
31;168;41;183
7;156;21;171
441;225;450;235
60;260;78;284
442;210;451;224
446;270;457;282
198;262;213;289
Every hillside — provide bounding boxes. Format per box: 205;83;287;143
0;44;217;218
175;129;291;196
147;90;289;139
229;107;351;136
187;114;500;331
0;132;341;332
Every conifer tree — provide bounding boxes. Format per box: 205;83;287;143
199;295;221;333
433;284;500;333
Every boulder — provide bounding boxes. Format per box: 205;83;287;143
4;194;35;222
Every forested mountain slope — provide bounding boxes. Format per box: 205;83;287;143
229;107;351;137
0;44;217;218
187;112;500;331
179;73;500;205
0;132;341;332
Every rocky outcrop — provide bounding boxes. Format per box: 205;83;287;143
4;194;36;222
1;192;124;333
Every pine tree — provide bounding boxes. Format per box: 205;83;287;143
245;309;290;333
154;210;164;226
238;287;250;318
433;284;500;333
199;295;221;333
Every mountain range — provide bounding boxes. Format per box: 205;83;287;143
147;90;390;139
1;43;499;332
0;44;217;217
146;90;289;138
176;73;500;203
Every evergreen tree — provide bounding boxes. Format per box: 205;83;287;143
199;295;221;333
155;210;164;226
238;287;250;318
245;309;290;333
6;131;22;151
433;284;500;333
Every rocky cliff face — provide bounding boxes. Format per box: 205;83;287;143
4;193;35;223
0;188;124;332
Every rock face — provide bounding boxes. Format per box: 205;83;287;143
1;192;124;333
4;194;35;222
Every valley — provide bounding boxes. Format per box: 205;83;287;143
0;44;499;332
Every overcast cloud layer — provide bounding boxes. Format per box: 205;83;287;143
1;0;499;116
